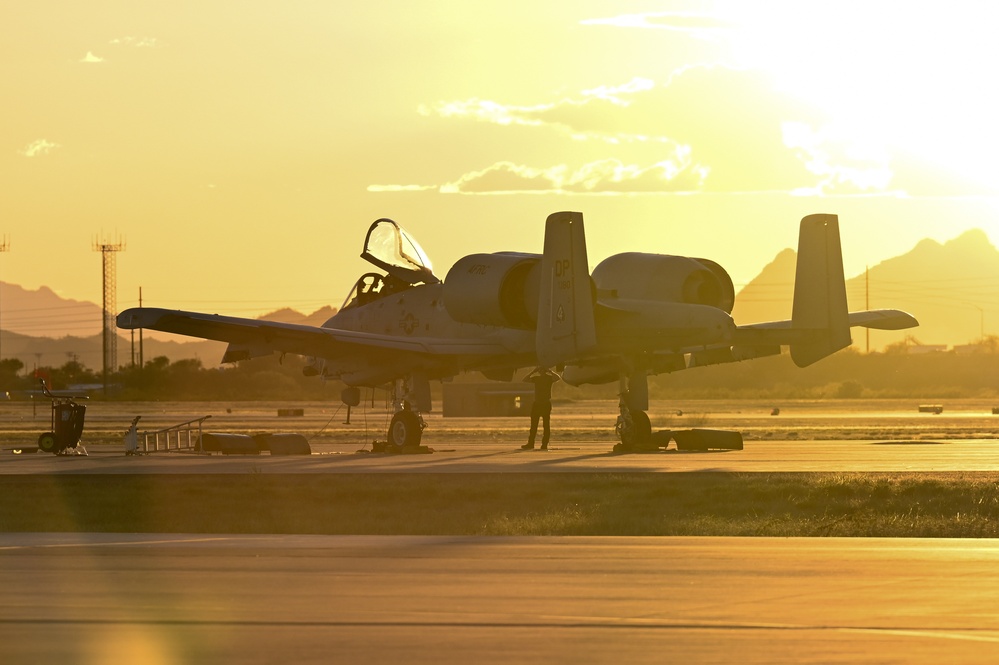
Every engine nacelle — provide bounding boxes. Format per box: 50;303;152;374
443;252;542;328
592;253;735;313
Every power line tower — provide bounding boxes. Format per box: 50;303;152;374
93;236;125;391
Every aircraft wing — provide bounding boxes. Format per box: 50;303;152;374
116;307;517;362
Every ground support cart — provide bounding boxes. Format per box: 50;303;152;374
37;380;88;455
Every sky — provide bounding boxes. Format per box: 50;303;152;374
3;0;999;335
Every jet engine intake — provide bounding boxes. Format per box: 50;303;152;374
592;253;735;313
443;252;542;328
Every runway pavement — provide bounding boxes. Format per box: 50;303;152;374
4;426;998;663
1;533;997;664
3;437;999;473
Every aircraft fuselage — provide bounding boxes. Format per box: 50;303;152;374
321;282;534;385
319;281;735;387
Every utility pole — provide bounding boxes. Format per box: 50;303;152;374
0;235;8;362
865;266;870;354
93;236;125;393
129;286;145;369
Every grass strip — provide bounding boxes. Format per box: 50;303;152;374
2;473;999;537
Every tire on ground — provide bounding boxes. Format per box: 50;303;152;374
388;411;423;449
37;432;59;454
622;411;652;449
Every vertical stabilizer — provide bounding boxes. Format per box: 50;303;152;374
790;214;852;367
536;211;597;367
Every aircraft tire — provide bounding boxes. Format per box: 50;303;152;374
37;432;59;455
620;411;652;450
388;410;423;449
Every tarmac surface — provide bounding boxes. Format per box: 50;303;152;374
2;533;998;664
7;395;999;471
4;403;999;663
3;437;999;473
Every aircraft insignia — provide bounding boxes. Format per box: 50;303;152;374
400;312;419;335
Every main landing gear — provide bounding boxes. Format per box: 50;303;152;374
613;371;656;453
616;401;652;451
610;369;744;453
387;406;425;450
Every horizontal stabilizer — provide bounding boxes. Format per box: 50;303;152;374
847;309;919;331
733;215;919;365
737;308;918;346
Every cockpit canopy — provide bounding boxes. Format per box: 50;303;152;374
361;218;439;286
341;218;439;311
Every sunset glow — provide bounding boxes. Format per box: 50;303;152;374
2;1;997;335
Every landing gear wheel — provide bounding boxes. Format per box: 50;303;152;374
37;432;59;455
388;410;423;450
618;411;652;451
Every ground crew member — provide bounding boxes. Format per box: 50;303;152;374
521;367;560;450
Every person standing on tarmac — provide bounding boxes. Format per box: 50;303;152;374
521;367;560;451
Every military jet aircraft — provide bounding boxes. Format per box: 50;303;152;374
116;212;917;451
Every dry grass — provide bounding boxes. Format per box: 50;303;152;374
2;472;998;538
5;398;999;538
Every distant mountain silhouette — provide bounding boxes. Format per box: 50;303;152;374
0;282;105;338
730;248;797;325
5;226;997;368
732;229;999;349
3;329;226;373
0;285;337;370
258;306;336;327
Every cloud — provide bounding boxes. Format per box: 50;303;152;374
782;122;894;195
382;63;978;197
109;36;158;48
367;184;438;193
499;66;820;191
884;148;990;198
19;139;61;158
374;158;708;196
426;78;665;144
79;51;104;63
413;66;820;194
581;11;736;38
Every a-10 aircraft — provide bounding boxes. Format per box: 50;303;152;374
117;212;917;451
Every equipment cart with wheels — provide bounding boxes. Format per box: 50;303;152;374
37;380;88;455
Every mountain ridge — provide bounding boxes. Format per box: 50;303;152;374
0;296;338;371
731;228;999;349
4;226;997;368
